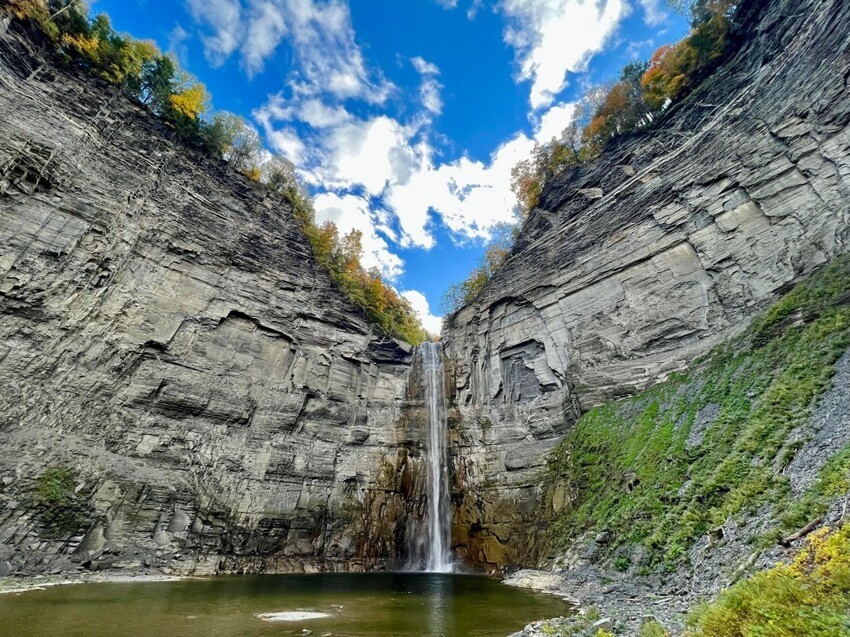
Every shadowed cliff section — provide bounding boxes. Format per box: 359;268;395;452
444;0;850;571
0;14;430;576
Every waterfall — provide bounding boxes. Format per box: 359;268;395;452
415;341;452;572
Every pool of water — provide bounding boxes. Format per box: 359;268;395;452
0;572;570;636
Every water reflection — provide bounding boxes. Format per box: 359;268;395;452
426;573;456;636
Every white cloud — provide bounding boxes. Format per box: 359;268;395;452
626;38;655;60
401;290;443;335
534;101;576;142
499;0;629;109
411;57;443;116
276;0;392;101
639;0;667;26
267;128;306;164
274;113;527;251
256;95;579;251
299;99;353;129
254;94;353;133
185;0;243;66
185;0;393;99
410;56;443;115
428;0;482;20
420;78;444;115
321;116;419;196
242;1;288;73
168;24;191;66
411;56;440;76
385;133;533;248
313;192;404;280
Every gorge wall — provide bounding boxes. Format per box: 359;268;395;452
0;17;434;576
2;0;850;581
444;0;850;569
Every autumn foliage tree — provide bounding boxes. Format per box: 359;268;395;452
509;0;739;217
642;1;733;110
301;221;428;344
582;61;651;156
510;90;602;213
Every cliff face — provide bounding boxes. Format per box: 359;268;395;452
444;0;850;569
0;18;428;576
3;0;849;580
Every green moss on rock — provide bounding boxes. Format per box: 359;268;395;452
32;466;91;538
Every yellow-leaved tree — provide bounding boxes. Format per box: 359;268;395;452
169;80;209;120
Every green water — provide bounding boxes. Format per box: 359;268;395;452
0;573;569;637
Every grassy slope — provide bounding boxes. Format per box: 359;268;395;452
545;255;850;571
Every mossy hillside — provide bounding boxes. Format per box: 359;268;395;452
545;255;850;569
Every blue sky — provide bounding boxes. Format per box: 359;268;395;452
94;0;688;333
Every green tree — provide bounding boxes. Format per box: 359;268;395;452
131;53;175;113
264;155;298;193
225;117;262;173
199;111;242;157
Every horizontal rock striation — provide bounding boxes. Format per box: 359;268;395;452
0;18;426;576
444;0;850;569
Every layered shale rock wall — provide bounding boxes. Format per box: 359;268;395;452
0;18;428;576
444;0;850;569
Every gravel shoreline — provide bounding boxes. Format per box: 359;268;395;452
503;568;694;636
0;573;195;596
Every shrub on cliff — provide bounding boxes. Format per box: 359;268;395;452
440;222;518;315
642;0;735;111
32;466;91;537
300;214;428;345
686;525;850;637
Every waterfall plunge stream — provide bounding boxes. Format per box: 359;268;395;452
414;341;452;572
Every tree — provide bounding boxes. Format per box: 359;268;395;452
582;62;651;156
133;54;176;113
439;222;518;315
168;76;209;120
47;0;89;36
339;229;363;273
264;155;299;193
307;221;339;270
200;111;242;157
641;44;679;111
510;88;603;213
225;117;262;172
7;0;50;21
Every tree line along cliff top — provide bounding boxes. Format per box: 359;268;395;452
4;0;429;345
